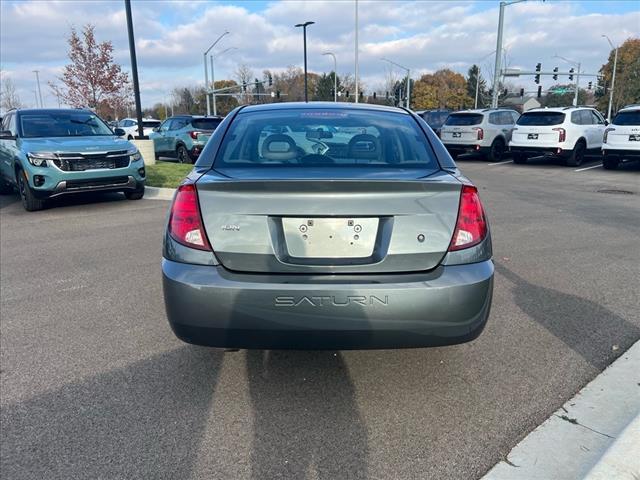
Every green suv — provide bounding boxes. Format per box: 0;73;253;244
0;108;146;211
149;115;222;163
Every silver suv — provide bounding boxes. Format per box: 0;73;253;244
440;108;520;161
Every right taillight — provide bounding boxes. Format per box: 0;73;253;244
448;185;487;251
552;127;566;142
168;184;212;251
603;127;615;143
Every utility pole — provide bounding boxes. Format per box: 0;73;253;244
124;0;144;138
602;35;618;122
354;0;359;103
33;70;43;108
381;58;411;109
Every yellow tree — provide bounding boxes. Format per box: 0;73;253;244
596;37;640;114
412;69;473;110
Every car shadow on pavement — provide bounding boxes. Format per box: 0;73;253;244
0;193;19;209
246;349;369;480
1;346;223;479
495;262;639;369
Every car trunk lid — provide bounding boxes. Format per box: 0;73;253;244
196;169;462;274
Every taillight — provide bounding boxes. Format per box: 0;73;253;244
448;185;487;251
168;184;211;251
189;131;200;140
474;127;484;140
552;127;566;142
603;127;615;143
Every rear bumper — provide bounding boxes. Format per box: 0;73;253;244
602;148;640;159
509;145;567;157
443;143;488;155
162;259;494;350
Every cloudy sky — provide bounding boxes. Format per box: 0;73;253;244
1;0;638;110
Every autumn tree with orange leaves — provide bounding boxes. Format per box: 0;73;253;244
50;24;131;118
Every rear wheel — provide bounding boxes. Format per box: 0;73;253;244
602;157;620;170
566;140;586;167
176;145;189;164
125;185;145;200
513;152;528;164
487;138;505;162
17;170;45;211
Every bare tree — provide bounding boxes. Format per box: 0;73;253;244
1;73;23;111
234;64;254;104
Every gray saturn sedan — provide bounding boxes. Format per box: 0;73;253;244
162;102;493;350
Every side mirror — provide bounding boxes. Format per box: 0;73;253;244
604;120;609;126
114;128;126;136
0;130;15;140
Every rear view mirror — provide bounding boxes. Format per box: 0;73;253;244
114;128;126;137
0;130;15;140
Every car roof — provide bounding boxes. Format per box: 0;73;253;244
618;105;640;112
14;108;93;115
238;101;409;115
449;108;517;114
525;106;594;113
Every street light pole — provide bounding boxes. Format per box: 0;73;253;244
355;0;359;103
295;21;315;102
491;0;526;108
602;35;618;122
554;54;581;107
210;47;237;116
203;31;229;115
323;52;337;102
124;0;144;138
33;70;43;108
381;58;411;109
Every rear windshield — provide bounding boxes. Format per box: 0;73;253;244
214;109;438;169
191;118;222;130
444;113;483;126
421;111;450;128
613;110;640;126
517;112;565;126
142;120;160;128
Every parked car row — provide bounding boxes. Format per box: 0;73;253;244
436;104;640;169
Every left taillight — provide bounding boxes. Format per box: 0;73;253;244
168;184;212;251
603;127;615;143
448;185;488;251
474;127;484;140
189;131;200;140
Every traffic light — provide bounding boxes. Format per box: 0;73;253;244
568;68;574;81
268;74;273;87
588;81;593;90
385;91;389;100
276;90;281;98
537;85;542;98
345;91;350;98
242;82;247;93
552;67;558;81
503;88;508;97
359;91;363;100
373;92;377;100
520;88;525;97
535;63;541;84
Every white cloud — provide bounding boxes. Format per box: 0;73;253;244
1;0;638;110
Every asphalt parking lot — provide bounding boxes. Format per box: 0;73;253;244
1;158;638;480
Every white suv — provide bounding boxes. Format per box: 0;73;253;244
116;117;161;140
440;108;520;161
601;105;640;170
509;107;607;166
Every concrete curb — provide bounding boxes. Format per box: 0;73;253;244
144;186;175;201
482;340;640;480
584;413;640;480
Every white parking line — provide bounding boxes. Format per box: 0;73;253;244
575;163;603;172
488;160;514;166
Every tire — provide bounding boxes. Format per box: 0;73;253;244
602;157;620;170
566;140;586;167
176;145;189;164
487;138;505;162
0;179;14;194
513;153;528;164
17;170;45;211
125;185;145;200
